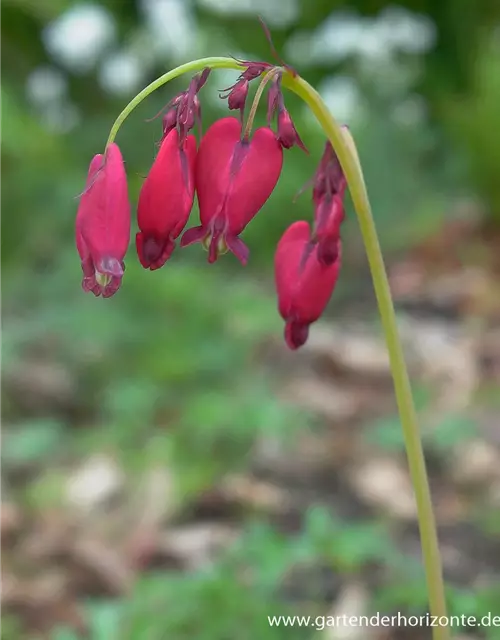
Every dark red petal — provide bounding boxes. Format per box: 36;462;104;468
284;321;309;350
82;275;98;294
225;234;250;266
317;240;340;266
136;232;175;271
97;256;124;278
102;276;123;298
180;225;207;248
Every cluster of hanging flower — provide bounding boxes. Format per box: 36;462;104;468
75;62;348;350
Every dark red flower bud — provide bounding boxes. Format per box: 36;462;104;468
313;141;347;202
181;117;283;265
276;107;308;153
265;74;307;153
75;143;131;297
227;79;249;110
242;62;270;80
156;69;210;144
231;58;271;81
228;80;248;109
196;67;211;91
275;220;341;349
162;99;181;138
177;94;201;137
266;75;282;126
220;78;250;120
136;129;196;270
314;193;345;266
220;62;270;119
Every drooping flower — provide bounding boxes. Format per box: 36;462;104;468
75;143;131;298
136;128;196;270
275;220;341;349
181;116;283;265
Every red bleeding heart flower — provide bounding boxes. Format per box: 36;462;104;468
136;129;196;270
181;116;283;265
275;220;341;349
76;143;131;297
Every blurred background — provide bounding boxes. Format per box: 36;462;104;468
2;0;500;638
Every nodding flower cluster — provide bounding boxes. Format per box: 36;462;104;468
75;63;348;349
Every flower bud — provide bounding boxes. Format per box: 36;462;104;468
276;108;308;152
162;106;179;138
227;79;249;111
313;141;346;202
240;61;271;80
158;69;209;144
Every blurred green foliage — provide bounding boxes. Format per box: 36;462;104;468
2;0;500;638
445;38;500;220
34;513;500;639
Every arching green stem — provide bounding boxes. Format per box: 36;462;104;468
284;72;449;640
105;58;448;639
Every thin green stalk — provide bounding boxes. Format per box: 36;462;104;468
104;58;449;638
242;67;281;139
284;73;449;639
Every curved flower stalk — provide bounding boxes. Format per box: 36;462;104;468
74;30;449;640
